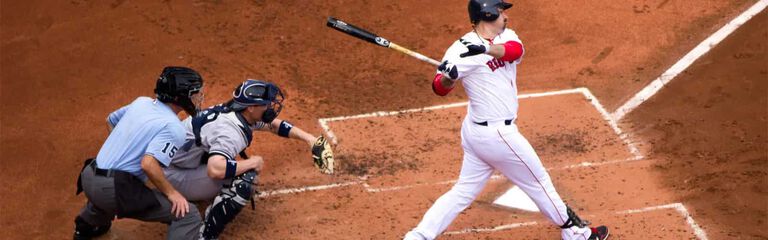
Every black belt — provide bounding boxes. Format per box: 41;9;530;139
474;119;513;126
90;161;118;177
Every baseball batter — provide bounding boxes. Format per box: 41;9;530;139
164;79;334;239
404;1;609;239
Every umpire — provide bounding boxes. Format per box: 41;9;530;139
73;66;205;239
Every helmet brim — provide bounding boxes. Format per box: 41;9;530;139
500;2;513;10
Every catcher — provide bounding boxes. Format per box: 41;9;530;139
163;79;334;239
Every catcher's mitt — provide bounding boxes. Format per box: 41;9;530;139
311;136;335;174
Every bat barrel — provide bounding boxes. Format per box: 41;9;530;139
326;17;439;66
327;17;390;48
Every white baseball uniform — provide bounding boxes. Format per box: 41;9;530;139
405;29;592;240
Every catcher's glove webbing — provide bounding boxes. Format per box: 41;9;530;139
311;136;335;174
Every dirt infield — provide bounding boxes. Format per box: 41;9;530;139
625;10;768;239
1;0;764;239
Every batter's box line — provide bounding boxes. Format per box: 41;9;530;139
262;88;645;199
611;0;768;121
256;155;646;197
318;87;643;160
256;181;362;198
363;155;644;193
444;202;709;240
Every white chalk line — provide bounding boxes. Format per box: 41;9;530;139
256;181;361;198
445;202;708;240
273;88;644;197
577;88;643;159
616;203;709;240
256;155;646;198
444;221;539;235
364;156;646;193
319;87;642;159
611;0;768;120
320;88;584;124
318;88;585;145
363;175;505;193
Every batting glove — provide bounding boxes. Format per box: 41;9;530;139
459;38;490;58
438;60;459;80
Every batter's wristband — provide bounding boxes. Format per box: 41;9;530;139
277;120;293;138
500;41;523;62
432;74;454;96
225;159;237;179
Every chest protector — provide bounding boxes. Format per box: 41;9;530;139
191;105;253;163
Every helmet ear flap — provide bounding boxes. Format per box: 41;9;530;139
155;74;175;103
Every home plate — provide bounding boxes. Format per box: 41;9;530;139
493;186;540;212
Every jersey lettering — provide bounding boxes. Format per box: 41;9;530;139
485;58;510;71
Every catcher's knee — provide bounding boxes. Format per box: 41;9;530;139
200;170;258;239
234;170;258;200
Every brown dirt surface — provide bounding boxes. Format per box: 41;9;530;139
625;10;768;239
1;0;764;239
329;93;634;189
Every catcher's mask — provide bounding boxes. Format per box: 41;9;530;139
468;0;513;24
227;79;284;123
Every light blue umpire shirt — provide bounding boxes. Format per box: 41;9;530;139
95;97;186;181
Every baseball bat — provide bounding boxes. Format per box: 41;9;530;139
326;17;441;66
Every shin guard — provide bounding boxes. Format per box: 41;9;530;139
200;170;258;239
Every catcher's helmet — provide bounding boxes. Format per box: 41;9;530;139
468;0;513;24
227;79;284;123
155;66;204;115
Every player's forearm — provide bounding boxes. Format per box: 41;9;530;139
141;155;179;196
235;159;259;175
433;74;456;96
440;75;457;88
266;119;284;134
269;119;316;145
486;44;506;58
207;155;260;179
288;126;317;146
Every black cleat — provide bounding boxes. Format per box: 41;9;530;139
73;217;111;240
588;226;609;240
